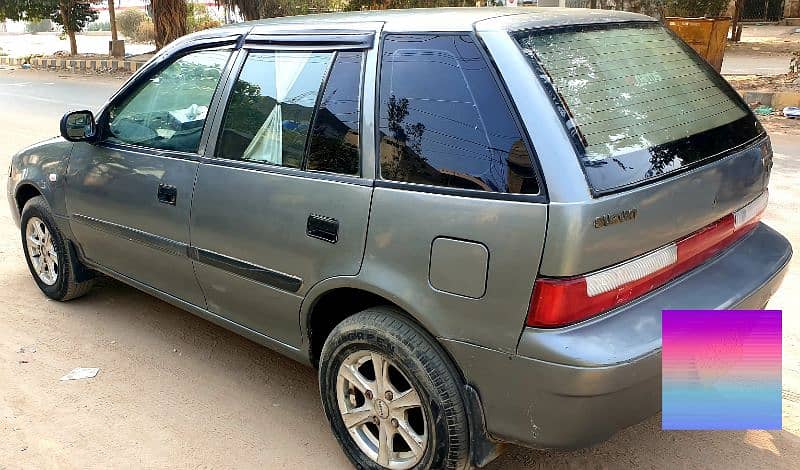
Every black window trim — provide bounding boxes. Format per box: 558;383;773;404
373;31;548;204
510;21;766;197
245;30;375;50
201;45;369;185
95;41;241;162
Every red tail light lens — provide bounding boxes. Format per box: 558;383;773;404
527;192;768;328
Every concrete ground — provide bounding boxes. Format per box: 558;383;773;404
722;53;792;75
0;69;798;469
722;24;799;75
0;32;153;58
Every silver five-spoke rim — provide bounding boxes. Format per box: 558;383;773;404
336;350;428;469
25;217;58;286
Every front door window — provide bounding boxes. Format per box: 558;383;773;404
106;49;230;153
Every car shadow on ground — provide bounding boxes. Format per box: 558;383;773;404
64;276;800;469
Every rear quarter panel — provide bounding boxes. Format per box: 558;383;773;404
361;188;547;353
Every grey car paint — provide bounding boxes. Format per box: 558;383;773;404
66;142;207;306
362;187;546;353
444;222;790;448
190;163;374;346
7;138;74;227
6;8;794;457
477;21;771;277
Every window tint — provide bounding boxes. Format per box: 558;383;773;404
306;51;363;175
217;51;333;168
107;50;229;153
514;24;759;193
378;34;538;194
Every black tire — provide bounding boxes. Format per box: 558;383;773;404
319;307;470;470
20;196;95;301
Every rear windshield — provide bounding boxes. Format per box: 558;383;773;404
514;23;763;194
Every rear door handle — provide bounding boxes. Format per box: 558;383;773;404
157;183;177;205
307;214;339;243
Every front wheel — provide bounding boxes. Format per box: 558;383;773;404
20;196;95;301
319;307;470;470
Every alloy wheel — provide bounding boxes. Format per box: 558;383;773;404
336;349;428;469
25;216;58;286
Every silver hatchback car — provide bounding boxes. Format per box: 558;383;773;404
7;8;792;469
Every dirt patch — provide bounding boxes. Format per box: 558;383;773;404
758;114;800;136
127;52;156;62
727;41;800;55
726;72;800;93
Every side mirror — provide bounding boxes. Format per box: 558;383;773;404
60;110;97;142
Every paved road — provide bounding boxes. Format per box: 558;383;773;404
722;52;792;75
0;69;798;469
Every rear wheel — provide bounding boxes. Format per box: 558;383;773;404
20;196;95;301
319;307;469;470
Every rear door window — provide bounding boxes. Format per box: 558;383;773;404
216;51;333;168
378;34;539;194
306;51;363;175
514;23;762;194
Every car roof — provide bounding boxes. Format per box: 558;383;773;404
211;7;653;35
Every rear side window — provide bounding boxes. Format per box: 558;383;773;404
217;51;333;168
378;34;538;194
515;23;762;194
306;51;363;175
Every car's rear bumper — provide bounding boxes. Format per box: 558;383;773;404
443;222;791;450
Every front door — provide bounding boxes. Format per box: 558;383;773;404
66;49;232;306
190;48;372;347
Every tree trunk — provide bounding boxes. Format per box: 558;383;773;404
108;0;118;42
67;30;78;55
731;0;744;42
60;2;78;56
152;0;187;50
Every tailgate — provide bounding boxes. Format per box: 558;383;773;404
509;22;770;276
542;138;770;276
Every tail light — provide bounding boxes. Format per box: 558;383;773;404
527;192;768;328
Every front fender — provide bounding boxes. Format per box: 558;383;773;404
7;137;74;226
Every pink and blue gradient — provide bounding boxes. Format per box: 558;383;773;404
662;310;781;430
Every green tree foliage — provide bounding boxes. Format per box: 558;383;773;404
215;0;466;21
0;1;98;55
661;0;729;17
116;7;147;38
186;2;221;33
345;0;470;10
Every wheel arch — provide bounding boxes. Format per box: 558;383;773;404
15;183;43;215
301;277;445;370
304;279;503;467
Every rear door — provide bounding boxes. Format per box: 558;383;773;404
189;35;374;347
66;48;232;306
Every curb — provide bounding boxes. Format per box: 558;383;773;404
742;91;800;109
0;55;144;73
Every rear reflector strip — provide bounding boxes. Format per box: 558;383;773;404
527;191;768;328
734;191;768;230
585;244;677;297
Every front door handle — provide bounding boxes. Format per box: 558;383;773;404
157;183;177;205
